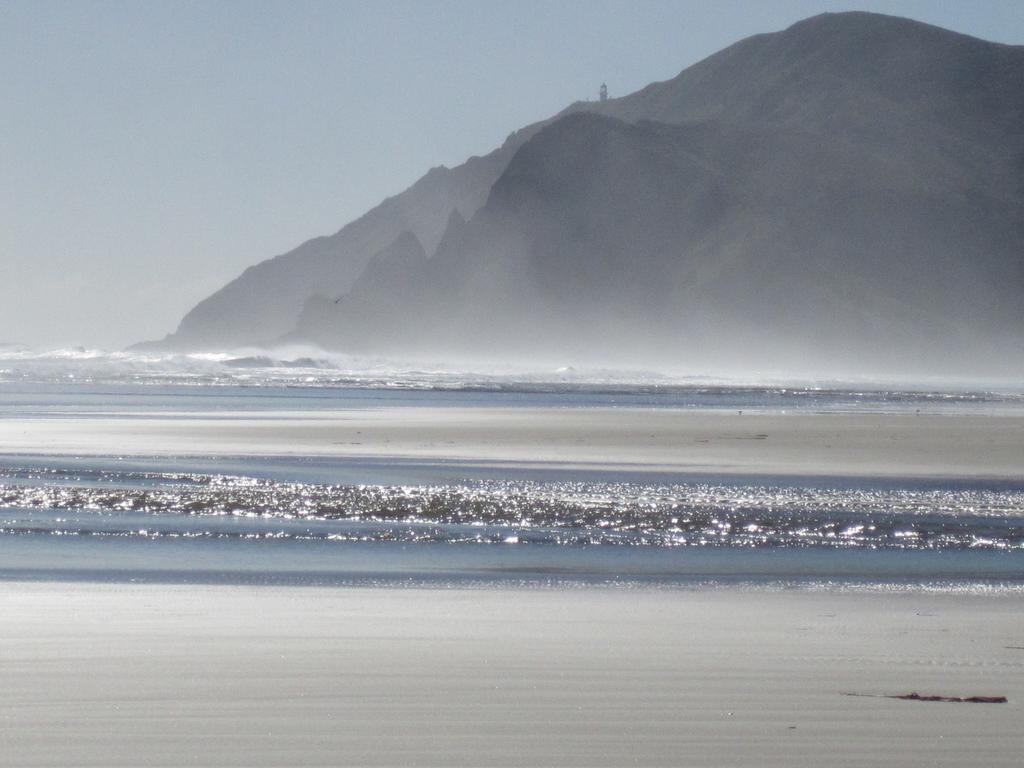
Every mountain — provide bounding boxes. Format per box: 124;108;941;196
148;12;1024;374
292;12;1024;373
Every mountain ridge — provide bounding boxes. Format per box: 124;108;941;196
142;12;1024;374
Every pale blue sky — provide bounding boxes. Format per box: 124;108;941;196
2;0;1022;347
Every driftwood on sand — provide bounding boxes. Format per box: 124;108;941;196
842;692;1008;704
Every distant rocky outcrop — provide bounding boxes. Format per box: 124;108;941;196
144;146;524;350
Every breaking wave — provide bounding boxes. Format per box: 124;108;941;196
2;346;1022;411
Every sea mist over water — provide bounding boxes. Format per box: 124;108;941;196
2;344;1023;399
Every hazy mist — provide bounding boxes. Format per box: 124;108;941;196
3;0;1024;353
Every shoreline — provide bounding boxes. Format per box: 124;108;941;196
2;569;1023;594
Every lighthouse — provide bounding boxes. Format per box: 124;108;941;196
599;83;608;102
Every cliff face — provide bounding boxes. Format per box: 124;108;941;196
150;143;520;349
150;12;1024;373
294;107;1023;372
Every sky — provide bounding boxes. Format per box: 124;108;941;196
2;0;1023;349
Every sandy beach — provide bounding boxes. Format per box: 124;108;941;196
0;582;1021;767
3;400;1022;766
2;407;1023;479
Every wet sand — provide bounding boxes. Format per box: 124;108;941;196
1;407;1022;479
1;583;1021;767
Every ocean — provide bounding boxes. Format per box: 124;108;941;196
1;347;1022;591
